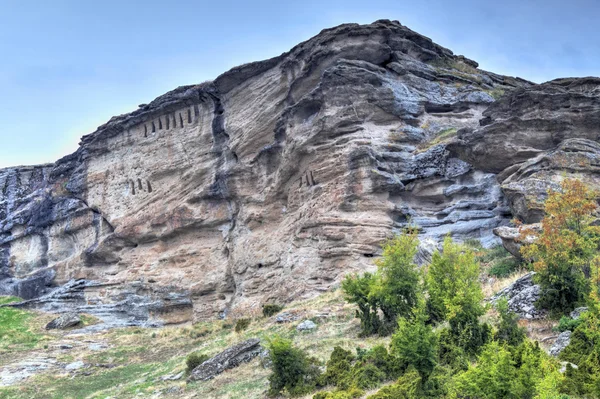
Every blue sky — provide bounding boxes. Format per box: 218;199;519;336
0;0;598;168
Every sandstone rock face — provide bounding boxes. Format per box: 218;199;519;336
0;20;598;323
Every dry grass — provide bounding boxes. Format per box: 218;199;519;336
481;269;530;299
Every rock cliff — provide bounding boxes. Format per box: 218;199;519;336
1;20;598;326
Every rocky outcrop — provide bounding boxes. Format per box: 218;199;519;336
491;272;543;319
45;313;81;330
0;19;598;324
188;338;262;381
550;331;572;357
493;224;541;258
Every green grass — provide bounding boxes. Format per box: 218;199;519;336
477;245;524;278
0;296;47;352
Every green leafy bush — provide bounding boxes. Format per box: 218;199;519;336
263;303;284;317
343;231;421;336
268;336;321;397
553;315;583;333
494;297;526;346
186;352;210;373
489;256;521;277
367;366;422;399
234;318;251;332
559;306;600;397
313;386;364;399
390;308;438;379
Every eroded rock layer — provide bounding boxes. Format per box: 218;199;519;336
1;20;598;323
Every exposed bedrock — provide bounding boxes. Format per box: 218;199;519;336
0;19;598;323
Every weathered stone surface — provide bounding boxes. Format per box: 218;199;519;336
570;307;588;320
297;320;317;331
493;224;541;258
188;338;262;381
550;331;572;357
491;272;544;319
45;313;81;330
1;19;598;324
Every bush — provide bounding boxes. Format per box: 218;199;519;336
553;315;583;333
186;352;210;373
268;336;321;397
313;386;364;399
426;236;485;325
521;179;598;316
367;366;422;399
235;318;251;332
494;297;526;346
390;307;438;379
559;306;600;397
263;303;284;317
489;256;521;277
342;231;421;336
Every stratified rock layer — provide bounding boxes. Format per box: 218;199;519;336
1;20;598;323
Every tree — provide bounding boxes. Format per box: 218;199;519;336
426;237;489;356
372;231;422;333
342;272;380;336
426;236;485;324
342;231;421;335
521;179;600;315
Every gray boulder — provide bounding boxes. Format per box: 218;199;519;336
550;331;572;357
570;307;588;320
188;338;262;382
45;313;81;330
297;320;317;331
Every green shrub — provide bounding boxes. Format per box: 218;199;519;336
343;231;421;336
489;256;521;277
426;236;485;325
367;366;422;399
235;318;251;332
553;315;583;333
186;352;210;373
494;297;526;346
390;307;438;379
559;307;600;397
268;336;321;397
263;304;284;317
320;346;355;388
313;386;364;399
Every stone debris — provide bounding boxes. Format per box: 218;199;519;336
550;331;572;357
275;312;300;323
65;361;85;371
490;272;544;319
188;338;262;382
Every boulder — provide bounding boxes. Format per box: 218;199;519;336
550;331;572;357
45;313;81;330
296;320;317;331
493;224;541;258
188;338;262;382
570;307;588;320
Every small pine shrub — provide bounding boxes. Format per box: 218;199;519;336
186;352;210;373
263;303;284;317
268;336;321;397
313;387;364;399
235;318;251;332
366;366;422;399
553;315;583;333
494;297;526;346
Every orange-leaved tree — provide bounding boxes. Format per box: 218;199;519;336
520;179;600;315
